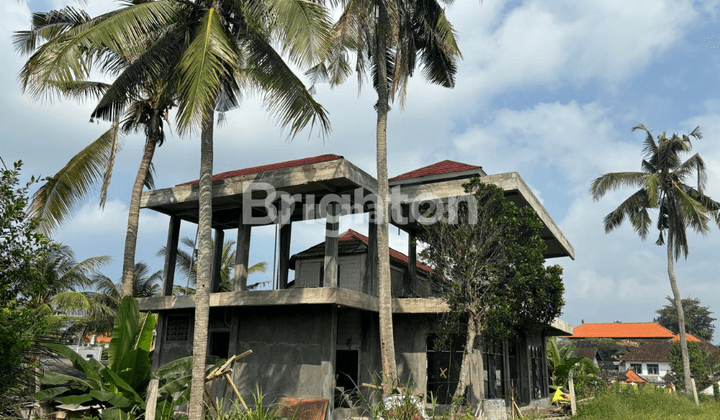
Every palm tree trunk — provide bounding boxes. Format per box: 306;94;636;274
120;135;157;297
375;2;398;395
667;243;697;402
453;316;478;404
188;113;214;420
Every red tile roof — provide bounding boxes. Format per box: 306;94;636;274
177;154;343;186
570;323;675;339
389;160;481;182
624;368;647;384
670;333;701;342
338;230;432;272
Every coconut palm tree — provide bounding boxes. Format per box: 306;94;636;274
590;123;720;400
15;6;175;299
157;235;268;294
308;0;461;388
69;262;162;337
19;1;333;416
29;244;111;317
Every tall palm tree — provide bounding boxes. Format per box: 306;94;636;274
29;244;111;317
590;124;720;399
19;1;333;416
157;235;268;294
308;0;461;389
71;262;162;336
15;6;175;298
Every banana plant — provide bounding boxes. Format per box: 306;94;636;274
34;296;223;419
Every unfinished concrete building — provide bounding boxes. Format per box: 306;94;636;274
137;154;574;417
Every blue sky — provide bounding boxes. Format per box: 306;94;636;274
4;0;720;341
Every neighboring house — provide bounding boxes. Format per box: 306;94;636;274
572;347;601;368
622;368;647;385
289;229;432;297
137;155;575;417
567;322;675;341
618;342;673;384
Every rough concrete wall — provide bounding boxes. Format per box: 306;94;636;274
297;260;322;288
157;311;194;366
338;255;362;291
394;314;429;395
230;306;336;404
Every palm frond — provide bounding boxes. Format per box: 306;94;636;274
30;127;124;235
675;153;707;194
13;7;91;56
602;189;651;236
244;36;331;138
175;7;238;134
267;0;332;67
412;0;461;90
589;172;647;201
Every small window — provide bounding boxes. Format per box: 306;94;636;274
630;363;642;374
167;316;190;341
647;364;659;375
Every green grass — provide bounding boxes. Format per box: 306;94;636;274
576;385;720;419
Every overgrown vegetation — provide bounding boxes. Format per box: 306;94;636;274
0;160;52;416
420;179;564;401
577;385;720;419
668;341;720;391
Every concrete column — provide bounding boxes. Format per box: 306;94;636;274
324;202;339;288
277;223;292;289
162;216;181;297
234;222;251;291
364;219;378;295
211;229;224;292
406;230;417;295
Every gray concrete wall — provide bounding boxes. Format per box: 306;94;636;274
230;306;336;404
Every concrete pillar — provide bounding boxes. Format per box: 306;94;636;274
364;219;378;295
324;202;339;288
161;216;181;296
234;222;251;291
211;229;224;292
277;223;292;289
406;230;417;295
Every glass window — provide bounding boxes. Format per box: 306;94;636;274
427;334;465;404
647;364;659;375
530;346;547;399
483;345;505;400
630;363;642;374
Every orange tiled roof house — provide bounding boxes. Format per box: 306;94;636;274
566;322;717;385
137;155;575;417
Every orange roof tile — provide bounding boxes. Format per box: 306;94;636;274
670;333;701;342
624;368;647;384
570;322;675;339
389;160;481;182
177;154;343;186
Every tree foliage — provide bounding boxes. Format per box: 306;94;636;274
668;341;719;390
590;124;720;396
420;178;564;399
0;160;48;303
0;160;52;416
655;297;716;342
421;178;565;347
